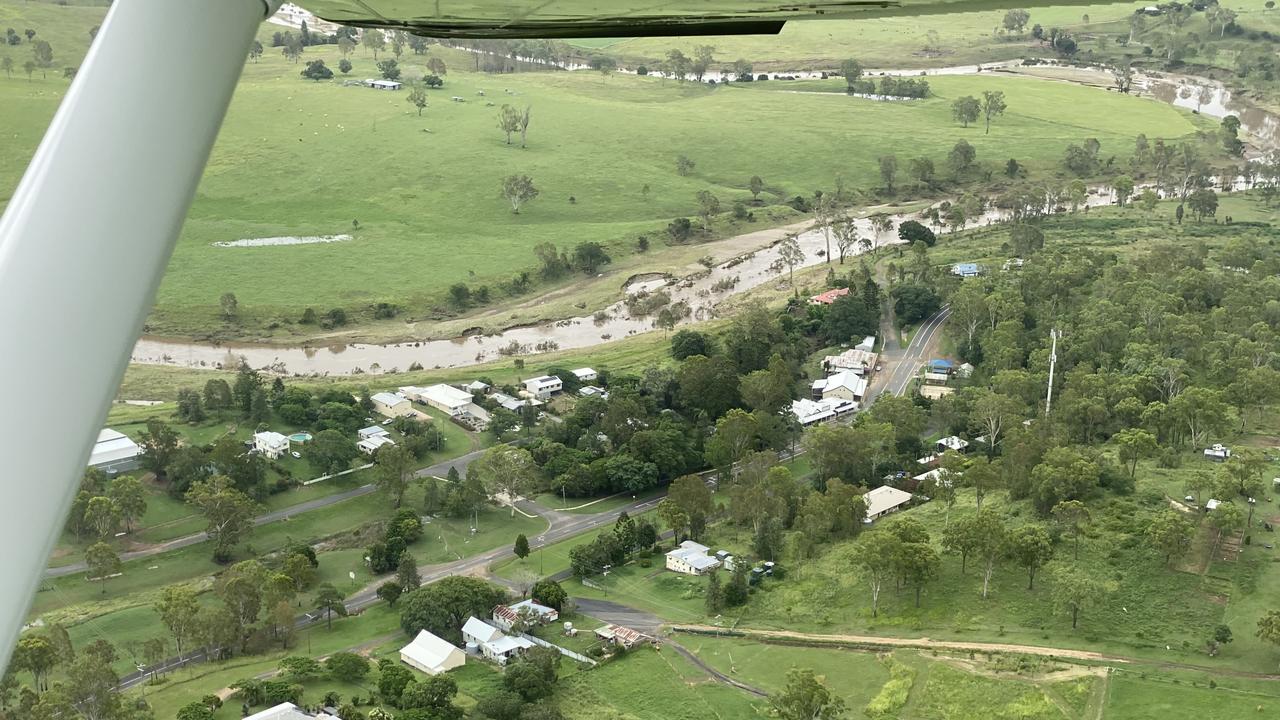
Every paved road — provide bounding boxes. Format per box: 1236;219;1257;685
47;448;493;579
864;305;951;405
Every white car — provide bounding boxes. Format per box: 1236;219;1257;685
291;451;301;459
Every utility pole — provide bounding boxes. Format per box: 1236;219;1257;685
1045;328;1059;416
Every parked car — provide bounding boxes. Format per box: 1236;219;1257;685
291;451;301;459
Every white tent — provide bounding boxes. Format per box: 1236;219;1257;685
400;630;465;675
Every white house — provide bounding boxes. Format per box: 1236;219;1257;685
461;616;532;665
253;431;290;460
936;436;969;454
419;384;475;416
813;370;868;402
244;703;327;720
492;391;542;412
523;375;562;400
364;78;402;90
357;435;395;455
400;630;465;675
864;485;913;521
855;335;876;353
790;397;856;426
372;392;413;418
358;425;389;440
665;540;721;575
89;428;142;474
571;368;598;382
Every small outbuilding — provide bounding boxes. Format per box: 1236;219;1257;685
594;623;653;649
400;630;465;675
364;78;402;90
571;368;598;382
1204;444;1231;462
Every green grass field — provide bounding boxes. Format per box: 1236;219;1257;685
0;0;1202;343
575;2;1150;69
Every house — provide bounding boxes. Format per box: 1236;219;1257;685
1002;258;1025;271
245;703;330;720
855;335;876;353
922;371;951;385
665;540;721;575
492;600;559;631
1205;498;1222;511
1204;444;1231;462
371;391;413;418
579;386;609;399
358;425;389;441
465;380;490;394
357;435;395;455
790;397;856;426
417;384;475;416
813;370;867;402
913;468;950;487
957;362;975;379
462;616;533;665
808;287;850;305
823;348;879;377
927;359;955;375
492;392;543;412
253;431;290;460
523;375;562;400
399;630;465;676
936;436;969;454
951;262;982;278
364;78;402;90
919;385;954;400
594;623;653;649
571;368;598;383
88;428;142;474
864;485;913;521
917;453;940;468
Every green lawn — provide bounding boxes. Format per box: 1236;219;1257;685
556;644;762;720
138;603;403;720
0;0;1199;343
1104;671;1280;720
590;2;1157;69
681;635;891;706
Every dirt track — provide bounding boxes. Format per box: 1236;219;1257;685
672;625;1125;662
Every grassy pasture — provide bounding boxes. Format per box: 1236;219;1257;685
0;0;1199;343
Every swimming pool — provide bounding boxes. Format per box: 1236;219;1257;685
288;432;312;443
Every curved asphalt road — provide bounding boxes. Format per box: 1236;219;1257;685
46;447;493;579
